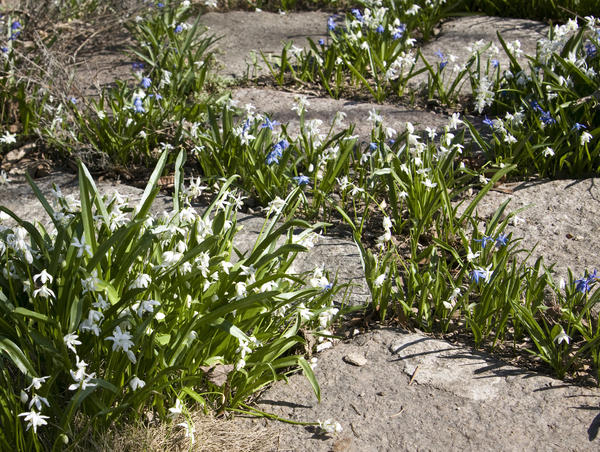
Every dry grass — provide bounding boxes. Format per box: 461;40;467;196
73;411;281;452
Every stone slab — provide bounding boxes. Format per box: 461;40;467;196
236;328;600;451
199;11;330;80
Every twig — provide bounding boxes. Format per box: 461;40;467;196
409;365;419;385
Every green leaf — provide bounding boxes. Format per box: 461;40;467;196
0;337;37;377
297;356;320;402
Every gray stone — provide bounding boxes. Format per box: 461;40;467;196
199;11;330;80
235;328;600;451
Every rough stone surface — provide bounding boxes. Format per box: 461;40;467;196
199;11;330;79
469;178;600;281
412;16;548;92
236;329;600;451
231;86;452;141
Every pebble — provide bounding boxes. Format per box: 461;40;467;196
343;352;368;367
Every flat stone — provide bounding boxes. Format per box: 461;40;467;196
465;178;600;281
342;352;367;366
199;11;330;80
234;328;600;451
231;86;453;142
413;16;548;92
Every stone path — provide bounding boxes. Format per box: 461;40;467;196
2;8;600;451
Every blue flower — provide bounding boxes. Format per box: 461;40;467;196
585;42;597;58
266;150;281;165
328;16;336;31
471;266;492;284
140;77;151;89
388;139;395;145
132;62;145;71
318;38;325;46
575;270;597;294
351;9;363;22
260;117;280;130
435;50;448;69
11;21;21;30
376;25;384;33
392;24;406;40
276;139;289;150
531;101;555;125
0;47;8;53
572;122;587;131
266;139;288;165
174;24;183;33
293;174;310;185
483;116;494;127
133;97;145;113
9;31;20;41
149;93;163;100
241;118;251;134
157;2;164;7
69;97;77;105
540;111;556;125
475;235;494;248
369;142;378;150
495;233;508;247
491;59;499;68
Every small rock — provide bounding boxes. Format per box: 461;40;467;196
343;352;367;367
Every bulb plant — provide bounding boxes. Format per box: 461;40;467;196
0;150;343;449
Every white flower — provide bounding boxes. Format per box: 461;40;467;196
63;333;81;353
28;394;50;411
373;273;386;288
291;95;310;115
136;299;161;317
422;178;437;189
0;170;10;185
268;196;286;213
177;420;196;445
543;147;555;157
33;285;55;300
70;356;90;384
448;113;462;130
0;131;17;144
18;410;49;433
158;250;183;268
71;236;92;258
235;281;247;299
555;328;570;345
26;376;49;392
297;303;313;321
105;326;136;363
129;376;146;391
466;247;480;262
581;131;592;145
367;108;383;124
129;273;152;290
169;399;184;419
318;419;343;434
33;270;53;285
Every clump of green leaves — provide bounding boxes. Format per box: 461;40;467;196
0;151;342;449
43;0;219;165
468;19;600;177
